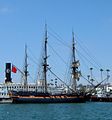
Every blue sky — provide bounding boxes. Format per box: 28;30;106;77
0;0;112;84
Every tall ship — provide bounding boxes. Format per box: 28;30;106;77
9;25;85;103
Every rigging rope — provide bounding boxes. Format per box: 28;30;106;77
76;49;100;70
48;26;71;48
48;67;76;93
48;31;71;49
48;43;68;65
48;26;105;74
81;75;95;86
77;40;102;69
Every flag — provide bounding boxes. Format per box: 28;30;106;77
12;65;17;73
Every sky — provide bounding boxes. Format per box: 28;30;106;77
0;0;112;85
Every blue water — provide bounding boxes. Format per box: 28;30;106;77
0;102;112;120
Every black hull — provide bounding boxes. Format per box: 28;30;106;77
12;96;85;103
10;91;85;103
90;96;112;102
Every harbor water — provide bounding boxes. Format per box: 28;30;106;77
0;102;112;120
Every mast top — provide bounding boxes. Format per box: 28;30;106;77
45;23;48;43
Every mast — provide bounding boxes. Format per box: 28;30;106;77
24;44;28;90
43;24;48;93
71;32;80;92
72;32;75;62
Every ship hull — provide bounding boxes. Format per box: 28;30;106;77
90;96;112;102
12;96;85;103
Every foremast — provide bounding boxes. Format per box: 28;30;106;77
71;32;80;92
24;44;28;91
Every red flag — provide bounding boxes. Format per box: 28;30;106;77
12;65;17;73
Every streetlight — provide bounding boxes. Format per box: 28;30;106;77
100;69;103;81
87;75;90;81
106;69;110;82
90;68;94;83
90;68;93;79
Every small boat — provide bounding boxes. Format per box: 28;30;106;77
9;25;85;103
0;98;12;104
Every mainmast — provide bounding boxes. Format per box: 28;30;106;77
43;24;48;93
71;32;80;92
72;32;76;62
24;44;28;90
